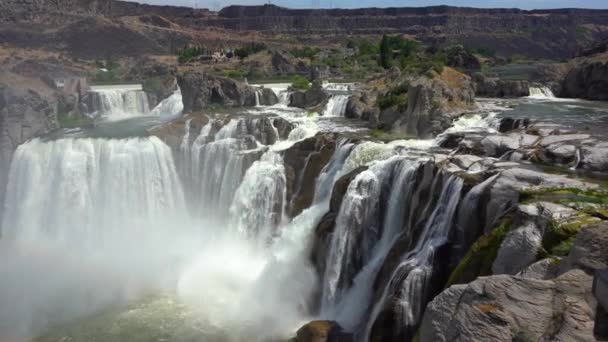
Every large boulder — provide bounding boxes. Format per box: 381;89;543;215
257;87;279;106
177;71;256;112
420;270;597;342
295;320;351;342
283;133;337;217
473;73;530;98
289;82;329;109
559;221;608;274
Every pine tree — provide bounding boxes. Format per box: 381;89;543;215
380;34;392;69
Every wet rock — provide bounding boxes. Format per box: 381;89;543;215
559;221;608;274
420;270;596;342
496;117;530;133
177;71;256;112
580;144;608;172
295;320;351;342
283;133;338;217
149;112;210;149
289;83;329;109
258;87;278;106
473;73;530;98
344;95;369;120
271;116;294;140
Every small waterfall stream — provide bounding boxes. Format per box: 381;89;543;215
323;95;350;117
529;86;556;99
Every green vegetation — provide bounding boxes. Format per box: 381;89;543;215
290;47;320;60
57;112;87;129
177;45;207;64
92;59;120;84
520;187;608;257
222;69;248;80
290;75;310;90
377;81;409;111
379;35;392;69
234;42;267;59
445;219;511;288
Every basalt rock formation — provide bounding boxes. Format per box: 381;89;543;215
177;72;257;112
561;54;608;101
0;72;59;220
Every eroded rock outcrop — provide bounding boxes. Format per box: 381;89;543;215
473;73;530;98
420;270;597;342
381;67;475;138
561;56;608;101
178;71;256;112
289;83;329;110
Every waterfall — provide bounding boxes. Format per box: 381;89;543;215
0;137;192;338
181;117;284;223
323;95;350;117
150;88;184;120
2;137;186;244
363;173;463;340
529;86;555;99
230;150;287;243
255;90;262;107
318;157;465;340
89;87;150;120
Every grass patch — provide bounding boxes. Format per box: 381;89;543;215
522;187;606;257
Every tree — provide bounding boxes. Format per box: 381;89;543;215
380;34;392;69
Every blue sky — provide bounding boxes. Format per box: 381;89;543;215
136;0;608;10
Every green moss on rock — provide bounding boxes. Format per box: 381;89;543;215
445;219;511;287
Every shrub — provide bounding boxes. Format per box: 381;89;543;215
291;75;310;90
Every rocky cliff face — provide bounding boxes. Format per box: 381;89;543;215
0;73;59;221
561;55;608;101
194;5;608;59
177;71;257;112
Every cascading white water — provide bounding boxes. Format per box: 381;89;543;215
2;137;186;243
363;174;463;340
0;136;195;339
150;88;184;120
323;95;350;117
91;88;150;119
230;150;287;243
255;90;262;107
317;152;465;340
529;86;555;99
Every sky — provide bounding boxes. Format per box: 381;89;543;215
135;0;608;11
